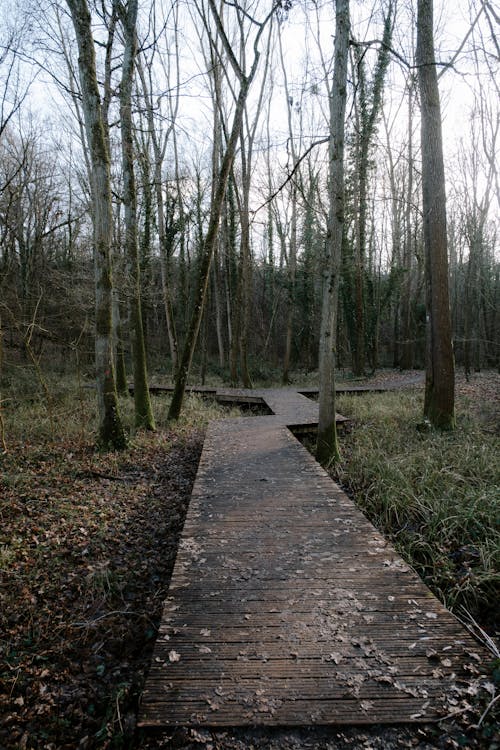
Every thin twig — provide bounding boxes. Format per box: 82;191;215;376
253;137;329;213
457;605;500;658
72;610;153;628
473;693;500;728
116;692;124;733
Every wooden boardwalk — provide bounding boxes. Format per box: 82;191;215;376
139;387;487;728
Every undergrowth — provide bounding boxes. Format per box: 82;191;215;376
1;375;241;447
333;390;499;629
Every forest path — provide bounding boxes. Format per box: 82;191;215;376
139;384;486;728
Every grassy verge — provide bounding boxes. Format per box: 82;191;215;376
333;390;499;629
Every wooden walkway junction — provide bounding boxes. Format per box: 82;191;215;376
139;386;487;729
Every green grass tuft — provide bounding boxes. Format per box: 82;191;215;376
334;391;499;624
1;380;241;447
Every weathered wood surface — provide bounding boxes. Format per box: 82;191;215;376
129;385;347;427
129;374;424;400
139;388;486;728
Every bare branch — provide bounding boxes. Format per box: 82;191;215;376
254;137;329;213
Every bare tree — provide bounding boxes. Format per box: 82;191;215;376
65;0;127;448
117;0;155;430
168;0;279;420
136;4;180;377
416;0;455;429
277;22;301;385
317;0;350;465
350;0;394;376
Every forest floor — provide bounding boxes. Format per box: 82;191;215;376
0;370;498;750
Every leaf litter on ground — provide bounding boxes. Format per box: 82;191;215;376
0;371;498;749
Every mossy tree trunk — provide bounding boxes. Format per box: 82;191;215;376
66;0;127;450
400;75;416;370
118;0;154;430
168;0;275;419
317;0;350;466
136;57;179;377
351;4;394;376
417;0;455;429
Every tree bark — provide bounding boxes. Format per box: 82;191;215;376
417;0;455;429
168;0;275;419
66;0;127;449
316;0;350;465
118;0;155;430
400;76;416;370
168;81;251;420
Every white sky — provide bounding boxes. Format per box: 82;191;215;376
7;0;498;258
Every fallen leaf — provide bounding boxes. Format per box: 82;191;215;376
328;652;343;664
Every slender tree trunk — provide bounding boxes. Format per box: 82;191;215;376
66;0;127;449
168;82;251;420
317;0;349;465
351;6;394;375
353;139;367;376
278;27;299;385
417;0;455;429
212;249;225;368
113;288;128;395
234;130;253;389
401;76;416;369
136;58;179;376
168;1;275;417
239;202;253;388
282;188;297;384
119;0;154;430
226;182;240;384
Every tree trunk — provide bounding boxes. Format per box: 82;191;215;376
317;0;350;465
417;0;455;429
66;0;127;449
168;82;251;420
113;289;128;395
167;0;274;418
119;0;154;430
212;248;225;368
401;76;416;370
136;58;179;376
351;5;394;376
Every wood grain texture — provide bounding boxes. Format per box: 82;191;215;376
139;388;486;728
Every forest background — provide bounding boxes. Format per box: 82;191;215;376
0;0;498;423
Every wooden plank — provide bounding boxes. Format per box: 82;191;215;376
139;387;487;729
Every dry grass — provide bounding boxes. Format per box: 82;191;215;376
334;389;499;626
